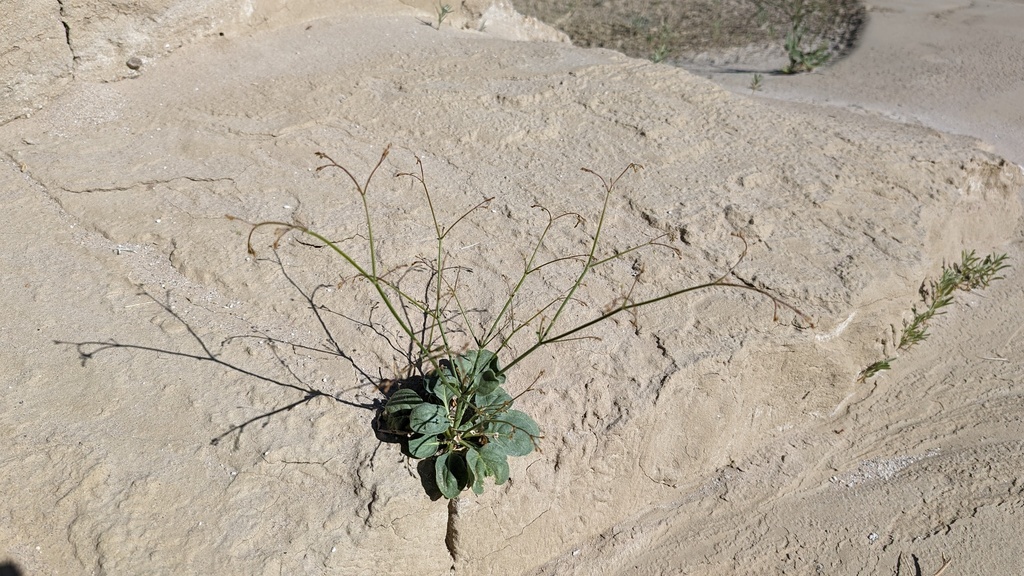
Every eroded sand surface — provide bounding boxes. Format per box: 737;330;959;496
2;1;1022;574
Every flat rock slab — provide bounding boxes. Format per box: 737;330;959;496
1;2;1021;574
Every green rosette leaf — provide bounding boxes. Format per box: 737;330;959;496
430;371;457;407
435;452;470;499
467;444;510;487
456;349;505;396
475;369;504;397
383;388;423;414
409;403;450;436
490;409;539;457
408;433;441;459
481;444;511;485
467;451;486;495
435;453;459;499
475;386;512;412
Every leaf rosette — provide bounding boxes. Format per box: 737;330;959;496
383;349;540;498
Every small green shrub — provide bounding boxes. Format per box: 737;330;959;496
753;0;833;73
859;250;1009;381
240;146;807;499
782;24;830;73
650;42;670;64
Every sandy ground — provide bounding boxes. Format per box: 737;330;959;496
1;1;1023;575
682;0;1024;167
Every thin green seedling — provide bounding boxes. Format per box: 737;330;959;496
239;145;810;499
436;3;453;29
858;358;892;382
638;18;671;64
651;42;670;64
749;73;764;94
859;250;1009;381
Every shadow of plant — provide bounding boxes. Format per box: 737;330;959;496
56;258;397;448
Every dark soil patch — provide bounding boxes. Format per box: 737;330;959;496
514;0;865;67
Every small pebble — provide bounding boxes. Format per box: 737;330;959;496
126;56;143;70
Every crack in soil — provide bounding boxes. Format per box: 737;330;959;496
56;0;76;65
445;497;459;568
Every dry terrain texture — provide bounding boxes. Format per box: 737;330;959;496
1;1;1022;574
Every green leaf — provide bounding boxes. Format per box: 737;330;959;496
384;388;423;414
409;403;450;436
455;349;505;396
475;386;512;411
435;452;470;499
449;452;471;491
503;409;540;434
446;357;474;390
435;453;460;499
467;445;510;487
491;409;539;456
466;451;485;495
475;369;504;397
480;444;510;485
408;434;441;459
455;349;495;372
443;350;502;395
436;360;462;389
466;447;486;481
431;372;456;406
456;417;480;433
381;412;407;435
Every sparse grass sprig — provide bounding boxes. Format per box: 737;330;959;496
859;250;1009;382
858;358;892;381
238;146;809;499
436;3;453;29
950;250;1009;291
749;73;764;94
898;251;1008;352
